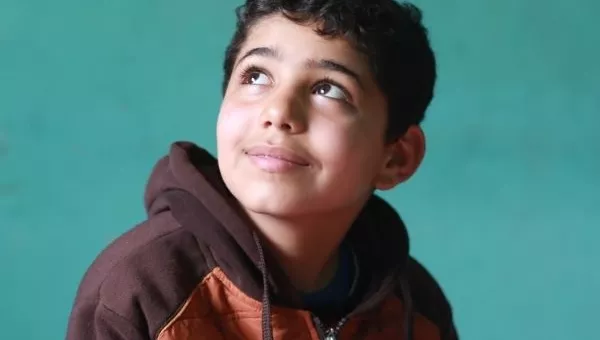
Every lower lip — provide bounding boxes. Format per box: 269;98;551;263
247;154;307;173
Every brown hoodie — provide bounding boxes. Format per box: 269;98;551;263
66;141;458;340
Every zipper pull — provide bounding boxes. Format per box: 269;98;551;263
313;315;347;340
324;328;337;340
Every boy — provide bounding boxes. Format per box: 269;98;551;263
67;0;458;339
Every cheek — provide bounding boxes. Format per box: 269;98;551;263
311;122;383;177
217;102;254;148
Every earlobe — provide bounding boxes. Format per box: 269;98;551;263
374;125;426;191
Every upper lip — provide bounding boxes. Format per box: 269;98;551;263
244;145;310;166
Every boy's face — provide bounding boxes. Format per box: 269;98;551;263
217;14;409;219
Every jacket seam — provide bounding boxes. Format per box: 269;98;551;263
154;266;219;339
95;219;202;337
100;302;147;336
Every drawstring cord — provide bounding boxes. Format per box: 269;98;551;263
400;277;414;340
252;228;413;340
163;190;413;339
253;231;274;340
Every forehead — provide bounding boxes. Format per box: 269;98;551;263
240;14;371;73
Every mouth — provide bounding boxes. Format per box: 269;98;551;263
244;145;310;169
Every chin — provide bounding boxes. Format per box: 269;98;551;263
233;184;317;218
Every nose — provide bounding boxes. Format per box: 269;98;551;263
259;88;307;134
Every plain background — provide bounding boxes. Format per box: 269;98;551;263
1;0;598;339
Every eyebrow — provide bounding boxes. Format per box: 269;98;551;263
236;46;364;88
236;46;280;65
305;59;363;88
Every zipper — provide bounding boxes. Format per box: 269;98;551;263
313;315;349;340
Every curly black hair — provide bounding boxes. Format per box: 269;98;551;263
222;0;436;141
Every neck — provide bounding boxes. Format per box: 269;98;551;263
246;207;361;293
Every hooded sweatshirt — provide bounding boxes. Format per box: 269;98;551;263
66;141;458;340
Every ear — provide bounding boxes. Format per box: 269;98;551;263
373;125;426;191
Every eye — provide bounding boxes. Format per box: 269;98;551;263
313;83;348;100
241;68;271;86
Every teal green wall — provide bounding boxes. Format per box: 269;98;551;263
1;0;598;338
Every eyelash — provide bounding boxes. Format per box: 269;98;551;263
238;64;352;101
239;65;269;85
314;76;352;101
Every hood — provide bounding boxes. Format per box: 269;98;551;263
142;141;413;339
144;141;266;275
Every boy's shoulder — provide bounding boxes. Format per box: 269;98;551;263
71;211;212;336
405;257;459;340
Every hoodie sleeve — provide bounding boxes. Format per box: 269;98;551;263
66;300;148;340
